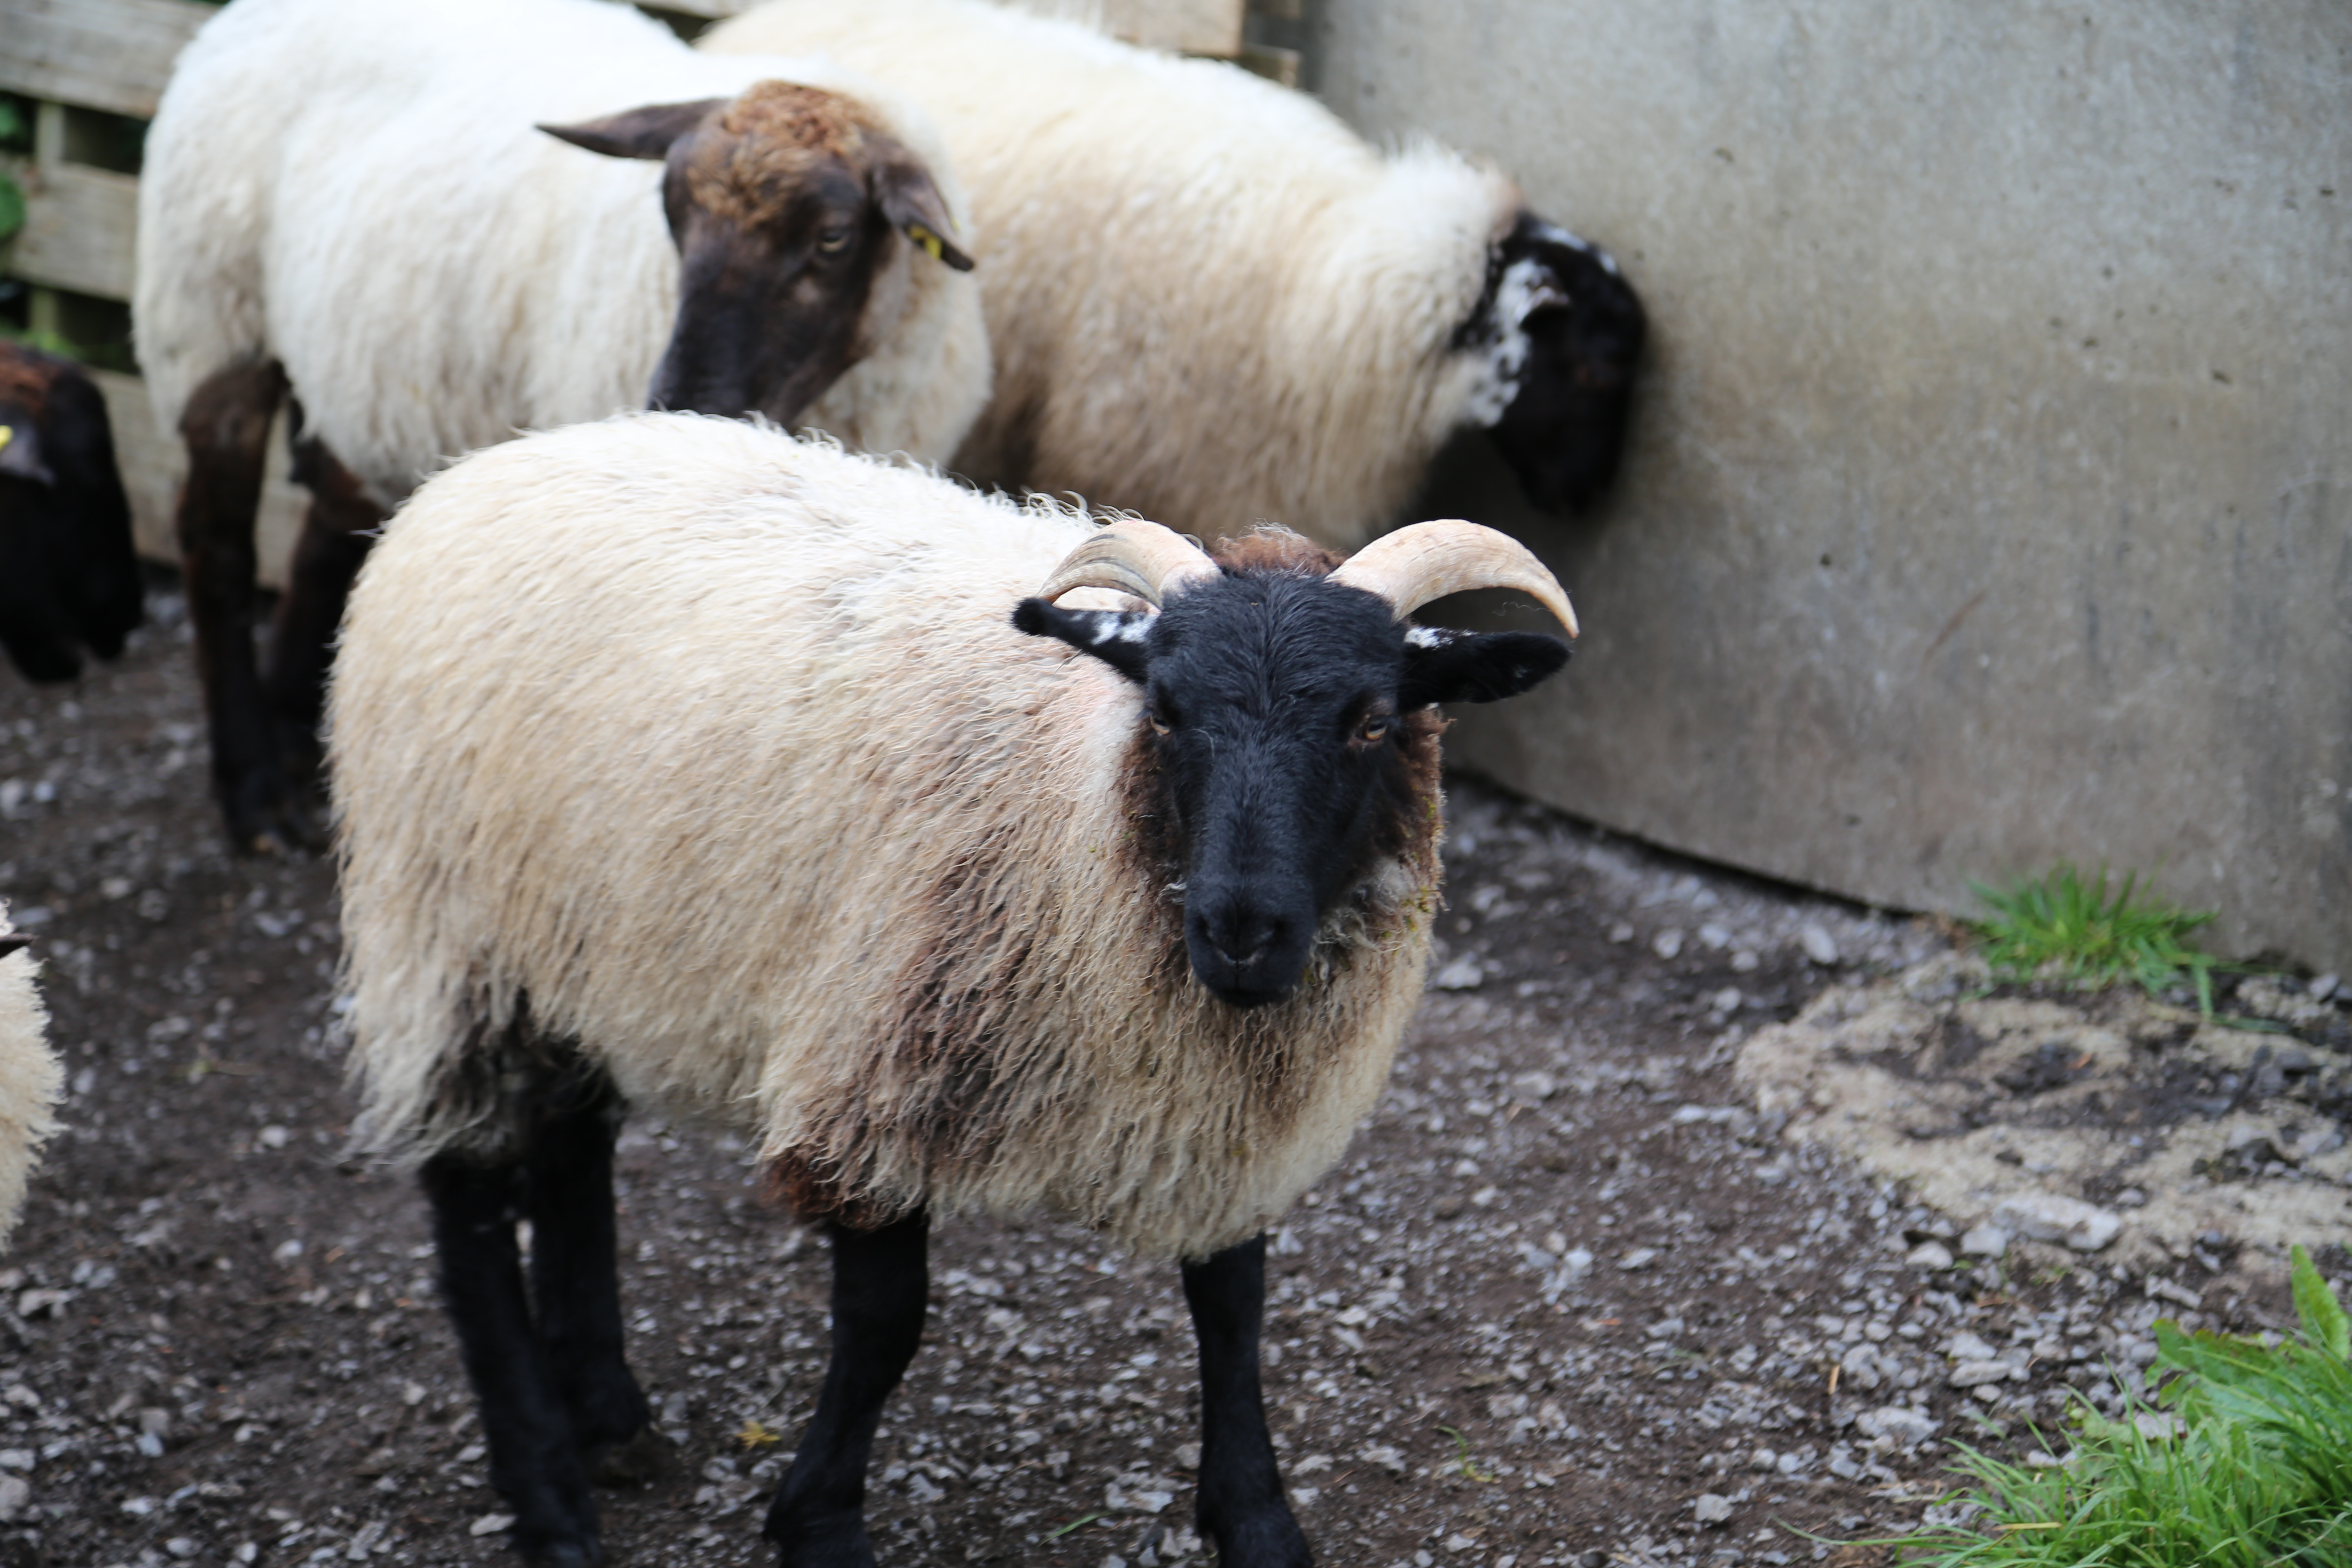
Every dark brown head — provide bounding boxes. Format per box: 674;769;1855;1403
0;342;144;684
542;80;974;427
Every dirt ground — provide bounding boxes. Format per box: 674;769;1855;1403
0;585;2311;1568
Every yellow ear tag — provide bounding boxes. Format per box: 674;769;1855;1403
904;222;946;263
0;426;12;453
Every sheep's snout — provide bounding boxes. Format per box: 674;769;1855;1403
1185;885;1313;1008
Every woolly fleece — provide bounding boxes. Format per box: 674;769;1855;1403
706;0;1520;548
135;0;989;510
0;910;61;1250
330;414;1440;1260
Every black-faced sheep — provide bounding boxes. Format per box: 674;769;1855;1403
328;413;1580;1567
0;342;143;683
134;0;987;855
0;909;61;1250
704;0;1647;546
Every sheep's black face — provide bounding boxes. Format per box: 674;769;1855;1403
1016;570;1568;1008
1466;213;1648;516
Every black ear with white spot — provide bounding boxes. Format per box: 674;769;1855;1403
1012;598;1154;683
1397;626;1570;708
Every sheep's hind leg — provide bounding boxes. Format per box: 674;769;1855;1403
260;412;385;830
522;1069;662;1484
175;359;300;854
424;1154;603;1568
1182;1234;1312;1567
763;1211;931;1568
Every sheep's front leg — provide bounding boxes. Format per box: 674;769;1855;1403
764;1211;930;1568
424;1154;602;1568
1183;1234;1312;1567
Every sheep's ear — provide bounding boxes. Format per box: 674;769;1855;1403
539;99;726;160
1397;627;1569;708
0;422;52;486
1012;598;1152;683
871;147;975;272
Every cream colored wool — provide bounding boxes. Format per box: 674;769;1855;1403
0;911;61;1250
331;413;1440;1260
135;0;989;511
705;0;1520;548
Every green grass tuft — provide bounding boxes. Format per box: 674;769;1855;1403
1968;865;2226;1015
1899;1246;2352;1566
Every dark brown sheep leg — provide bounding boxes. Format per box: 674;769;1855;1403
174;359;295;854
1183;1234;1312;1567
763;1211;930;1568
263;421;385;811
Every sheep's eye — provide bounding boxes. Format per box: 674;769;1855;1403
1355;714;1390;744
816;225;853;254
1148;710;1172;737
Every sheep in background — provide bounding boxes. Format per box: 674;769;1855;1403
0;342;143;683
135;0;987;855
705;0;1646;547
0;911;61;1251
329;413;1580;1567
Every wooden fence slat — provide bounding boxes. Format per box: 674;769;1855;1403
95;369;306;591
3;158;137;302
0;0;213;120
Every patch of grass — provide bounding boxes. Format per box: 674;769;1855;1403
1968;865;2226;1015
1900;1245;2352;1566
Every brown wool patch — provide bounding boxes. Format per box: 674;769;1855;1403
1209;526;1343;577
763;1148;902;1230
686;82;888;230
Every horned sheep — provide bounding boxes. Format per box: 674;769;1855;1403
0;911;61;1251
135;0;987;854
329;413;1581;1567
706;0;1648;547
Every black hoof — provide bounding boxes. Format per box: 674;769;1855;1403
763;1505;876;1568
220;764;325;857
518;1542;603;1568
1200;1506;1312;1568
586;1424;673;1487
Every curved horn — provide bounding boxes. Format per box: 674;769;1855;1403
1035;520;1222;607
1328;519;1579;638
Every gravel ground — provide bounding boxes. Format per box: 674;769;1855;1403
0;585;2306;1568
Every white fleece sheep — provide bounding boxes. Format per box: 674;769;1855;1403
705;0;1640;546
0;911;61;1250
331;414;1438;1260
135;0;990;508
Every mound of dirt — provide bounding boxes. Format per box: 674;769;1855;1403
1737;955;2352;1277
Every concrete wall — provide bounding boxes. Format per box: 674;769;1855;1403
1298;1;2352;970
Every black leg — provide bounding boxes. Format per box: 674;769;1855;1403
423;1154;602;1568
763;1211;931;1568
1182;1234;1311;1567
522;1078;655;1477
